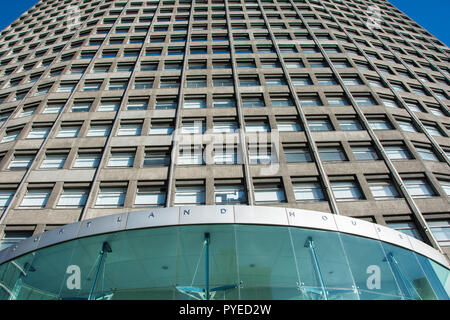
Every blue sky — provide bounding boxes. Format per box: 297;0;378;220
0;0;448;46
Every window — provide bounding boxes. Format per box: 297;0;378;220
338;118;363;131
155;99;178;110
186;77;206;88
107;153;135;167
249;145;275;165
214;148;238;165
213;77;234;87
397;120;418;133
8;155;34;170
165;62;183;70
404;178;435;198
99;101;120;112
27;127;50;139
215;185;246;204
41;154;66;169
189;61;206;70
95;187;126;208
387;222;422;240
342;77;362;86
368;118;392;130
149;122;174;135
2;129;21;143
108;80;127;91
368;180;400;200
73;154;101;168
354;96;377;106
57;126;80;138
384;145;413;160
318;146;347;162
254;183;286;204
245;122;270;133
141;62;158;71
352;146;379;161
285;60;304;68
308;119;333;131
71;102;91;113
134;79;153;89
213;97;236;108
82;82;101;91
293;181;325;202
292;76;313;86
184;98;206;109
327;96;349;107
277;120;302;132
160;78;181;89
213;61;231;69
135;187;166;207
317;76;338;86
182;121;205;134
299;96;322;107
20;188;51;208
144;150;171;167
57;83;76;93
178;147;204;165
118;123;142;136
416;146;439;162
382;98;401;109
239;76;260;86
428;220;450;246
0;231;33;251
284;147;312;163
174;186;205;205
424;124;444;137
261;61;281;69
213;122;238;133
87;125;111;137
265;76;286;86
437;179;450;196
242;96;265;108
331;181;364;202
57;189;89;208
43;103;64;114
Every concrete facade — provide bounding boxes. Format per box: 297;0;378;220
0;0;448;258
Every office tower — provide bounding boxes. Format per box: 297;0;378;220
0;0;448;300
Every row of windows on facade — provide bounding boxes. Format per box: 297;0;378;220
2;0;443;55
1;113;448;145
0;3;419;38
0;175;448;213
4;0;419;29
0;218;448;252
3;139;450;171
1;75;447;123
1;1;447;67
4;26;445;64
1;59;448;107
3;60;449;101
2;20;446;73
2;32;448;83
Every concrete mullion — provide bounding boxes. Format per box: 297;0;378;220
165;1;195;207
224;0;255;206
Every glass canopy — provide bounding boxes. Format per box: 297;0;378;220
0;224;448;300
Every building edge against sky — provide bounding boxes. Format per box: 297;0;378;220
0;0;448;299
